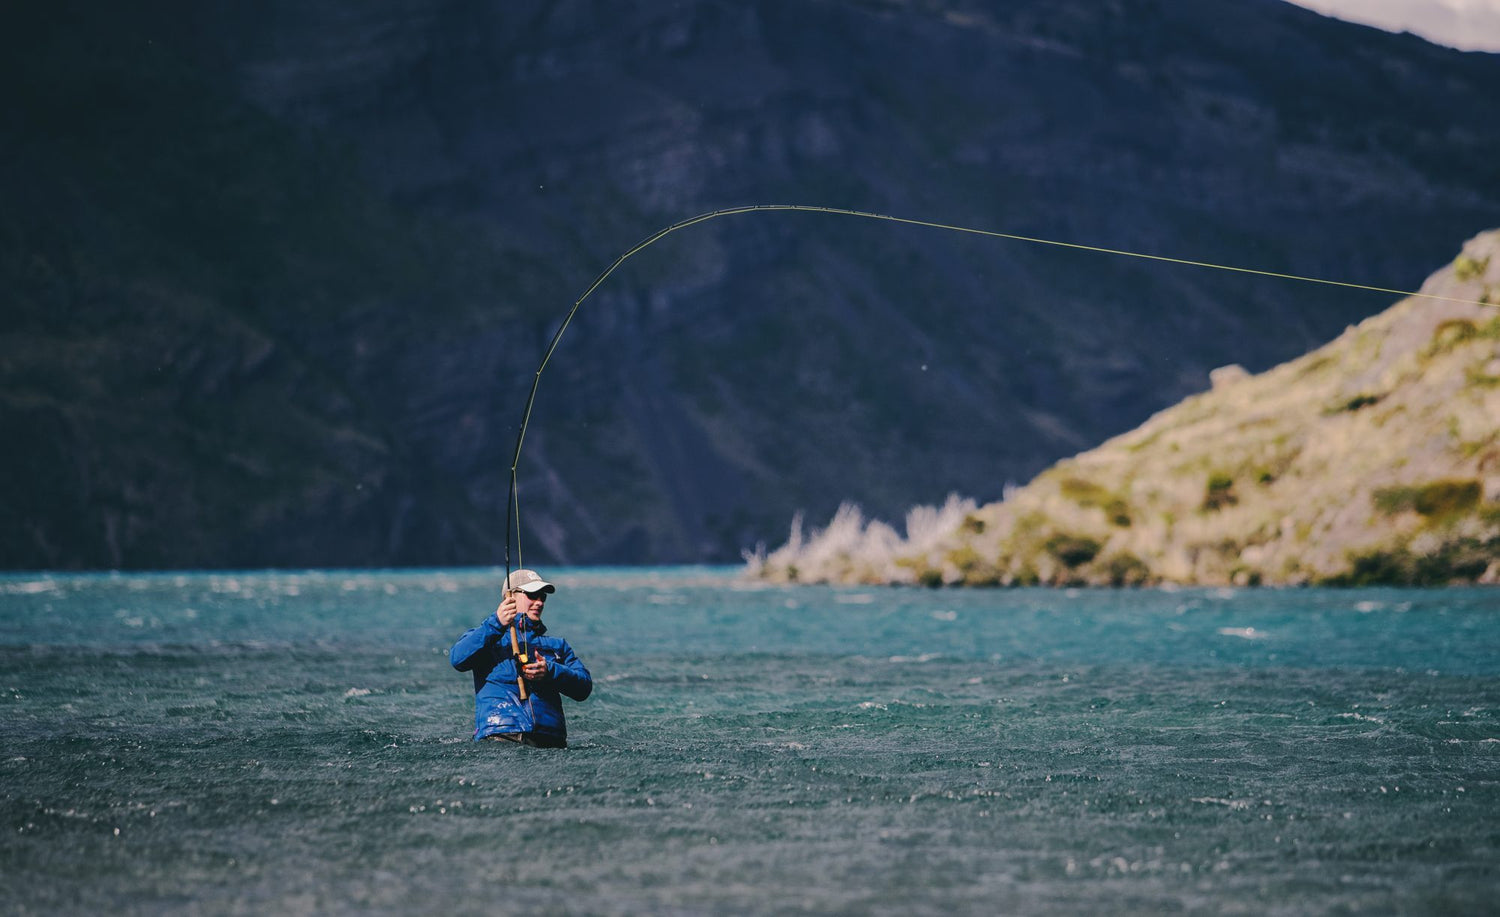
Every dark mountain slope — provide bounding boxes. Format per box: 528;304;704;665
3;0;1498;568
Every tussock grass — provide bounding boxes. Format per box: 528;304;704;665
745;494;978;585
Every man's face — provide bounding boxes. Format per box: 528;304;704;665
514;588;548;622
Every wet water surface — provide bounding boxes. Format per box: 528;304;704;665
3;568;1497;914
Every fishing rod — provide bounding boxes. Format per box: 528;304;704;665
501;203;1493;577
501;584;536;725
508;609;528;701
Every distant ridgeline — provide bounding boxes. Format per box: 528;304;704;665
750;231;1500;587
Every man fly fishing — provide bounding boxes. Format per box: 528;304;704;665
449;569;593;747
469;205;1479;746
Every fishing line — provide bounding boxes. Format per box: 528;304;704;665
502;203;1494;575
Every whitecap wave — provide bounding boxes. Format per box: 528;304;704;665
1217;627;1267;639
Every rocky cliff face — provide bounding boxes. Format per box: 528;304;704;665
752;232;1500;586
4;0;1500;569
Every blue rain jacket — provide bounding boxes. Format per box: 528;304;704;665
449;615;592;742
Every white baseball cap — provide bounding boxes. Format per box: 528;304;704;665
505;569;556;594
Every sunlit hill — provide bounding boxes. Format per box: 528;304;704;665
751;231;1500;587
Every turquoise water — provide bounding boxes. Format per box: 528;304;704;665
2;567;1497;915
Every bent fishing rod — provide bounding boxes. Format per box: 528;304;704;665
501;203;1493;580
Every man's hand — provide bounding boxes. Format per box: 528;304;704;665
495;592;518;627
520;656;549;681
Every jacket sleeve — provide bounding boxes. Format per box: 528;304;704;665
545;640;593;702
450;615;505;671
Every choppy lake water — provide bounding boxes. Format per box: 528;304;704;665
2;567;1497;915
